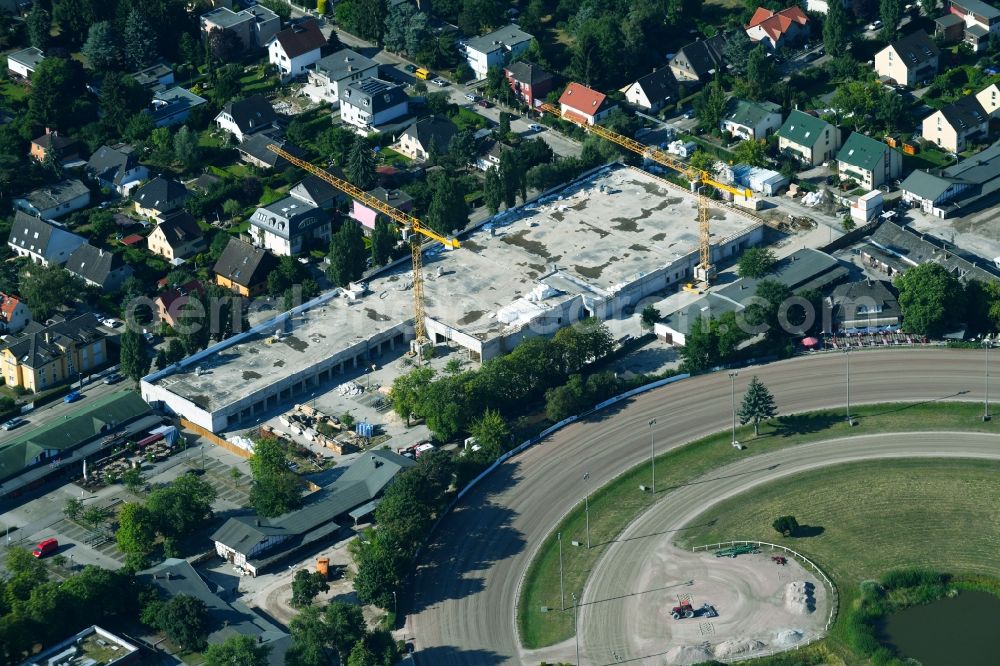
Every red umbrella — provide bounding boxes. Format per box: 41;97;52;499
801;337;819;347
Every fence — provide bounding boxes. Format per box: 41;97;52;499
692;539;839;661
818;216;882;254
179;418;251;459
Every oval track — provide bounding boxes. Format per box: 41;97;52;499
408;349;987;664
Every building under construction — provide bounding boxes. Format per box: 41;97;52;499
141;164;763;433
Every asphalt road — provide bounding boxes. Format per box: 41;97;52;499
408;349;993;664
578;431;1000;665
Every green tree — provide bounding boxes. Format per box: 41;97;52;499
324;601;366;661
326;221;366;287
370;219;397;267
390;366;435;423
468;408;508;459
722;34;755;77
738;375;778;436
544;374;587;421
124;8;157;69
484;166;504;215
248;437;303;517
204;634;272;666
920;0;938;16
115;502;156;562
20;263;82;321
880;0;902;41
896;262;964;337
383;1;412;53
287;605;331;666
83;21;122;72
81;505;111;528
679;316;719;373
291;569;330;608
27;2;51;50
120;328;147;383
688;150;715;175
641;304;660;330
737;247;777;279
121;467;144;494
173;126;201;171
259;0;292;21
28;57;89;130
824;0;849;56
772;515;799;537
54;0;98;49
124;112;155;143
695;77;728;131
426;174;468;235
146;473;218;537
317;126;357;164
742;46;776;102
155;594;208;652
346;139;378;190
64;498;84;521
733;139;768;167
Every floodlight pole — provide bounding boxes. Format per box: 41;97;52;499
984;339;992;422
558;531;565;611
648;418;656;495
728;371;739;447
583;472;591;549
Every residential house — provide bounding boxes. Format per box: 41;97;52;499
828;279;901;331
745;6;810;51
289;174;344;209
504;61;555;107
7;47;44;79
147;211;205;262
268;20;326;80
306;49;379;105
249;196;331;256
0;314;107;392
622;68;677;113
237;132;305;170
935;0;1000;52
86;145;148;196
214;238;278;297
475;139;513;171
396;116;457;161
351;188;413;231
558;82;617;126
340;78;409;132
211;450;415;576
29;129;82;165
836;132;902;189
131;61;175;89
669;34;729;84
461;25;533;80
133;177;191;220
0;293;30;333
8;211;86;265
722;99;783;140
138;559;291;665
155;281;205;328
922;94;989;153
777;110;842;165
900;140;1000;217
215;95;278;142
14;180;92;221
874;30;939;87
861;218;999;282
64;243;134;292
148;86;207;127
200;4;280;52
976;83;1000;116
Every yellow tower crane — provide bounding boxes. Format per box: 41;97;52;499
266;144;460;346
538;103;752;284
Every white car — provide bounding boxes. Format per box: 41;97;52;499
528;123;543;132
432;78;448;87
464;93;477;102
866;20;883;30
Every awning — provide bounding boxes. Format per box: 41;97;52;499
348;498;381;522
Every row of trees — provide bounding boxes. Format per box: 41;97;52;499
895;262;1000;338
248;436;304;518
484;138;556;214
287;600;400;666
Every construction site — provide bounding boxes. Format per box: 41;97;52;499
141;164;763;433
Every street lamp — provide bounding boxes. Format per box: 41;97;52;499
728;371;739;448
583;472;591;549
558;532;565;611
648;419;657;494
571;591;580;666
844;348;855;426
984;337;993;422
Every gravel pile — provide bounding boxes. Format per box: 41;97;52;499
774;629;804;647
785;581;816;614
664;645;713;664
713;638;766;658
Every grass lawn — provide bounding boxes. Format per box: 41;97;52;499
240;67;279;96
379;148;411;168
904;147;955;171
0;80;29;103
453;107;489;132
518;401;1000;651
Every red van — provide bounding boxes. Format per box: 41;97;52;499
32;538;58;558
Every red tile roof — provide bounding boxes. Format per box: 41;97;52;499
746;6;809;42
559;82;608;116
0;293;22;323
274;20;326;59
156;280;204;312
121;234;145;246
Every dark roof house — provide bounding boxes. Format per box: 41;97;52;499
214;238;278;293
86;144;148;194
237;132;306;170
397;115;458;161
133;176;191;217
669;33;731;82
8;211;87;265
828;279;901;331
64;243;134;291
216;94;278;141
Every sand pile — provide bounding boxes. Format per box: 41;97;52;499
784;581;816;614
713;638;766;658
774;629;804;647
664;645;713;665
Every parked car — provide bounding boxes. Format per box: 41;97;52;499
431;77;449;87
477;99;493;108
529;123;543;132
102;318;122;328
32;538;58;558
403;64;417;73
464;93;477;102
64;391;81;403
2;417;26;431
102;372;123;385
866;20;882;30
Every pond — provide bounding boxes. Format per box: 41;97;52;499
879;590;1000;665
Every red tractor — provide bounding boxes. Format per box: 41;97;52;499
671;601;695;620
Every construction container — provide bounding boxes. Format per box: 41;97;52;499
316;557;330;580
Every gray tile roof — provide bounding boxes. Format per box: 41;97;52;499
7;46;44;70
724;99;781;129
64;243;131;288
238;132;306;168
19;179;91;211
837;132;890;172
315;48;378;82
886;30;939;69
670;33;729;78
902;140;1000;211
868;220;1000;281
465;24;533;55
213;238;277;288
938;94;988;132
220;95;277;135
777;109;831;148
830;279;901;324
252;196;329;240
504;60;554;86
954;0;1000;20
2;313;104;371
133;176;190;213
156;210;204;249
340;77;408;113
401;115;458;154
717;248;847;301
87;145;140;185
630;68;677;105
